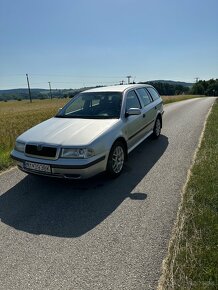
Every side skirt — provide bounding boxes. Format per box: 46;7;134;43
127;130;153;154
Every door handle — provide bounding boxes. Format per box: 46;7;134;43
142;113;146;118
154;106;157;110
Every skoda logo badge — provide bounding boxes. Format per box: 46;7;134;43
37;144;43;151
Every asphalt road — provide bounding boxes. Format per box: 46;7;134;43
0;97;216;290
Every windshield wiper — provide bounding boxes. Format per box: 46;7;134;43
55;115;69;118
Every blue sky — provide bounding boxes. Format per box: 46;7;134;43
0;0;217;89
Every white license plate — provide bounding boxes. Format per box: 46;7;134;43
24;161;51;173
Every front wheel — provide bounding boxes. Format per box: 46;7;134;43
152;117;161;138
106;141;125;178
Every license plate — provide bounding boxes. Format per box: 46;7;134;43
24;161;51;173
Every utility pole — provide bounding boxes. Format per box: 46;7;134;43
48;82;52;100
126;75;132;84
26;73;32;103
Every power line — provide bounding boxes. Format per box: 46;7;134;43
26;73;125;79
1;73;136;90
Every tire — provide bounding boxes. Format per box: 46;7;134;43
106;141;126;178
152;117;161;139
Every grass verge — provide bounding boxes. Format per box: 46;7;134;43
158;98;218;290
162;95;203;104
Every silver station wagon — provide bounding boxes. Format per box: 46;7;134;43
11;84;164;179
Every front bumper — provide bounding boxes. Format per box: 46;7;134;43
11;150;107;179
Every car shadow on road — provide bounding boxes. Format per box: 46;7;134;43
0;135;168;237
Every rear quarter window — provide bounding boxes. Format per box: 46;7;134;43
147;87;160;101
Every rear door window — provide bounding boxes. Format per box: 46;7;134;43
147;87;160;101
136;88;152;106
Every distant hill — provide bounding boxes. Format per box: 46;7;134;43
147;80;193;88
0;88;47;94
0;87;90;101
0;88;51;101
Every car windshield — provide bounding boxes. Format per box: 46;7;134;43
56;92;122;119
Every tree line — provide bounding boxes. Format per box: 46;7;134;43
138;79;217;96
190;79;218;96
140;81;190;95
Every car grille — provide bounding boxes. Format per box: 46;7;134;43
25;144;57;159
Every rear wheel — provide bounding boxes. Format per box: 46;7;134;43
107;141;125;178
152;117;161;138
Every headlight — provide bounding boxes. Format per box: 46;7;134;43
60;148;95;159
15;141;25;153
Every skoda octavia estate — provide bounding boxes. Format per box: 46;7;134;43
11;84;164;179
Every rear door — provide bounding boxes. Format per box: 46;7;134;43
136;87;156;133
146;87;163;117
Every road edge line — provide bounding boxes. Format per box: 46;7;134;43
0;166;17;177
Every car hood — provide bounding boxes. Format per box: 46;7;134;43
18;117;119;146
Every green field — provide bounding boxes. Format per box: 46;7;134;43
159;99;218;289
0;95;201;171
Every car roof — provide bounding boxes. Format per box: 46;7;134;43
82;84;151;93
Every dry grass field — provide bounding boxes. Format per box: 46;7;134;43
162;94;202;104
0;98;69;170
0;95;201;171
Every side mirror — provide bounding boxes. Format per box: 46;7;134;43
125;108;141;117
